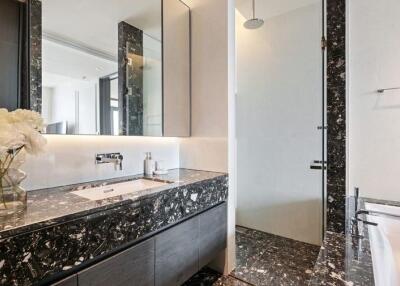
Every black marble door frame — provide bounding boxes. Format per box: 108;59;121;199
326;0;346;234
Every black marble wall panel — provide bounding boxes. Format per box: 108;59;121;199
29;0;42;113
326;0;346;234
0;176;228;285
118;21;144;135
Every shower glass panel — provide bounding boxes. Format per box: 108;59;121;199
236;0;325;245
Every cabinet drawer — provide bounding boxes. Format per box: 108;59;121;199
155;217;199;286
78;239;155;286
199;203;227;267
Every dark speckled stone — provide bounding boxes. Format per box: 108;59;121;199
326;0;347;234
310;197;382;285
118;21;143;135
186;227;320;286
183;267;223;286
29;0;42;112
232;227;319;286
0;169;228;285
183;268;250;286
0;169;226;238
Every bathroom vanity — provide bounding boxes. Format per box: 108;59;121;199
0;169;228;285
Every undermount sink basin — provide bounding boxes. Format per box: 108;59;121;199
70;179;170;201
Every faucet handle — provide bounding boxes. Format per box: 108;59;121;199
117;154;123;170
95;154;104;163
354;187;360;212
355;187;359;199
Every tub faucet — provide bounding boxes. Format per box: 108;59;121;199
351;188;378;238
351;209;378;239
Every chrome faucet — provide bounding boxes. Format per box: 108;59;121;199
95;153;124;170
351;187;378;239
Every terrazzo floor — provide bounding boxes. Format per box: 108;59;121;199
184;226;320;286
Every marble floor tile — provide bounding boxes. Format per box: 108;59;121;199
183;267;222;286
235;232;268;270
183;267;251;286
214;276;252;286
232;227;320;286
184;227;320;286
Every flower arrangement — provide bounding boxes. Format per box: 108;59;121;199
0;109;46;214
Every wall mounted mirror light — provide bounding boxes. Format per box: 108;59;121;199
0;0;191;137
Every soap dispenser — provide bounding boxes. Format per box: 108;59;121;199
144;152;155;176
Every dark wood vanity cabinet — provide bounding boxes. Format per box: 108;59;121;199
52;275;78;286
199;203;228;267
52;203;227;286
155;202;227;286
78;239;155;286
155;217;200;286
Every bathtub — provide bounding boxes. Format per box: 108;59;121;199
365;203;400;286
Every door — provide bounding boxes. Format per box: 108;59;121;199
235;0;325;245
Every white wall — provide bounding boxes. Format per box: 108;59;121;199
179;0;230;169
42;73;98;135
23;136;179;190
348;0;400;201
180;0;235;274
236;3;322;245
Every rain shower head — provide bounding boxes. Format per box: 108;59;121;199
244;0;264;29
244;18;264;29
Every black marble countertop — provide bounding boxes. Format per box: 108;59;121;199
310;197;400;286
0;168;226;239
0;168;229;285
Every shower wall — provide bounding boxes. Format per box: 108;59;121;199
236;2;323;245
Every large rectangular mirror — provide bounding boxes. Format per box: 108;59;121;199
0;0;190;137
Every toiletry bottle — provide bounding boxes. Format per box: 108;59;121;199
144;152;155;176
144;152;150;175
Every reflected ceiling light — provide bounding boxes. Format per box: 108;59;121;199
244;0;264;30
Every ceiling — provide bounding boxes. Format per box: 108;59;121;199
42;39;117;87
42;0;161;57
236;0;321;20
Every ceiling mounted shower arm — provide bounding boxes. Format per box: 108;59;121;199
244;0;264;29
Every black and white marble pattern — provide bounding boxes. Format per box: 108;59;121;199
184;267;250;286
186;227;320;286
326;0;347;234
118;21;144;136
232;227;320;286
0;169;228;285
29;0;42;113
310;197;380;285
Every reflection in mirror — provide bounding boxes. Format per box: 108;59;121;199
40;0;162;136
